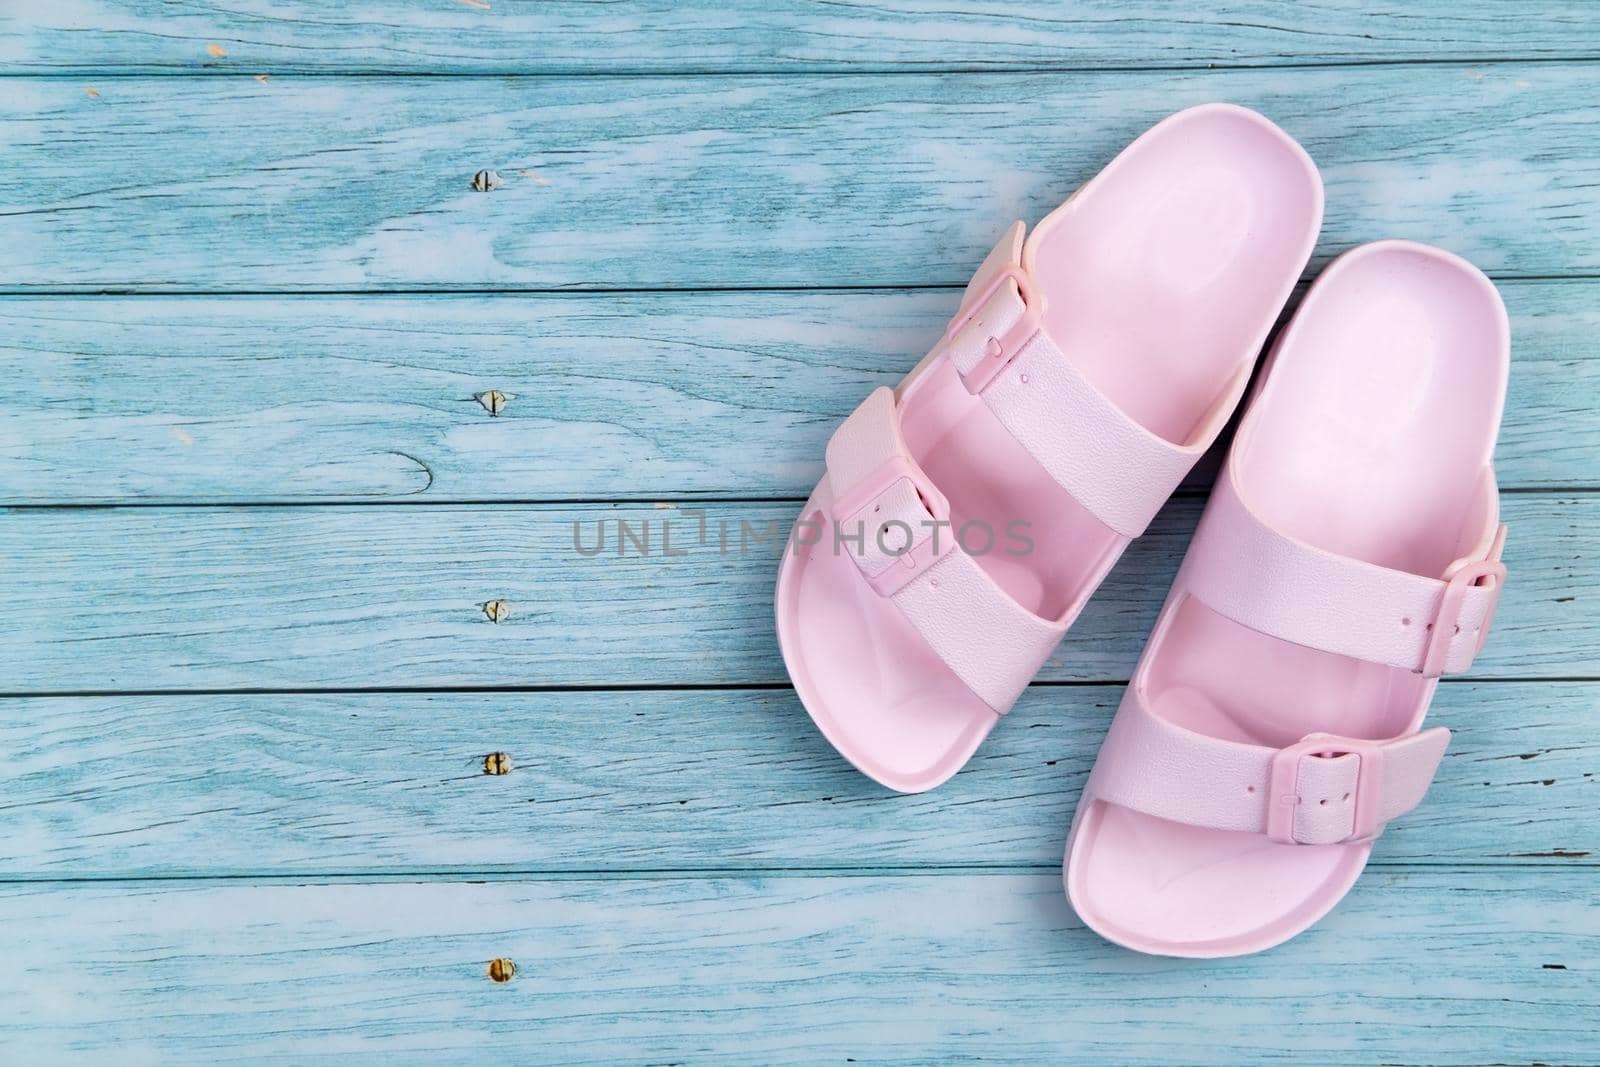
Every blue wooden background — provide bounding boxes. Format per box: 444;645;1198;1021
1;2;1597;1062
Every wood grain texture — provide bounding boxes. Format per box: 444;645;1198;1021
0;684;1592;878
5;6;1598;1060
0;495;1589;692
3;280;1595;503
2;871;1595;1063
3;66;1598;292
8;1;1599;74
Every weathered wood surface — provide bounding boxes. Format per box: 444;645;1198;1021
2;870;1595;1064
8;1;1599;74
0;684;1592;879
0;495;1589;693
4;4;1596;1061
4;66;1599;292
3;280;1595;504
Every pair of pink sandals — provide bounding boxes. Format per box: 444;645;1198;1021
775;104;1509;957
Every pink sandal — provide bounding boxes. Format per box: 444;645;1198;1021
1064;240;1511;956
776;104;1322;792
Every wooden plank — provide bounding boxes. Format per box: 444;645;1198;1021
1;870;1594;1063
3;66;1598;292
0;495;1589;692
8;1;1599;74
0;683;1592;878
3;280;1594;503
1499;278;1600;489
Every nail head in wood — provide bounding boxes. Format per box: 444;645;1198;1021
487;958;516;983
481;599;510;623
476;389;510;415
483;752;512;775
472;169;503;192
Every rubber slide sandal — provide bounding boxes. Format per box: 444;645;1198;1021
1064;240;1511;956
775;104;1323;792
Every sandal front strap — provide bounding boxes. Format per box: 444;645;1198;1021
1179;469;1506;677
1086;692;1451;845
822;387;1064;712
937;224;1205;540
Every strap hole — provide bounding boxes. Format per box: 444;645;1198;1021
1401;617;1411;627
1319;798;1328;806
1245;785;1255;794
1342;793;1351;803
984;337;1002;357
1019;373;1030;384
1452;624;1461;635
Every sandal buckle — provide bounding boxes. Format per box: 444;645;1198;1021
945;266;1045;395
1419;549;1506;678
833;455;954;598
1266;734;1386;845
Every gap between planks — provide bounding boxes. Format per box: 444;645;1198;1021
0;861;1594;888
7;274;1600;296
2;276;1598;294
3;486;1596;511
12;58;1600;79
0;677;1591;699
